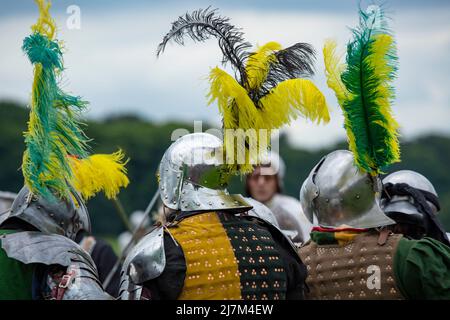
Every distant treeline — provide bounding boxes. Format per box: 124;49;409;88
1;101;449;235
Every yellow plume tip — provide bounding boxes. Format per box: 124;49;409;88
69;150;130;201
32;0;56;39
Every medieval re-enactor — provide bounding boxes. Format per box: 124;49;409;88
119;133;307;300
298;150;450;300
0;187;112;300
120;6;332;300
0;0;128;300
297;5;450;300
153;6;330;247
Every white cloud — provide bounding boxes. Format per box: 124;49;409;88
0;5;448;150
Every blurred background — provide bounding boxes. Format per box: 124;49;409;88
1;0;449;251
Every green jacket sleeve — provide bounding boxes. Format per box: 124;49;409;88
0;230;35;299
394;236;450;300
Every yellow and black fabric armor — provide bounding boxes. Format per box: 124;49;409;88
142;211;306;300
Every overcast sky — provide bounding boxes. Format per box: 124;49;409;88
1;0;449;149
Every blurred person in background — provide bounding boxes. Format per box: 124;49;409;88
381;170;450;245
246;152;312;245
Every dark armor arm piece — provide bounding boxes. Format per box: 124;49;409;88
1;231;94;267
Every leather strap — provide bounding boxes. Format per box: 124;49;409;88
377;228;391;246
52;270;75;300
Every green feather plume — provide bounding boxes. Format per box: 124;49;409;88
22;0;89;201
324;5;400;175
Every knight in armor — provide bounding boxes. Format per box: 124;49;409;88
2;192;123;298
298;151;450;300
119;7;331;300
0;187;112;300
0;0;128;300
298;5;450;300
155;7;329;247
381;170;450;245
246;152;312;245
119;133;307;300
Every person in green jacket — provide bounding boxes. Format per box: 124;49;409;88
298;150;450;300
0;229;35;300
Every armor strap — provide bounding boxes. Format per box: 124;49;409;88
51;269;76;300
377;228;391;245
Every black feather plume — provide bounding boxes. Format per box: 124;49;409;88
157;7;252;86
255;43;316;99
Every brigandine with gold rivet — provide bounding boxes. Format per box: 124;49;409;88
168;211;287;300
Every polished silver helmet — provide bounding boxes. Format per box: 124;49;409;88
300;150;395;229
158;132;251;212
381;170;439;218
0;186;91;240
